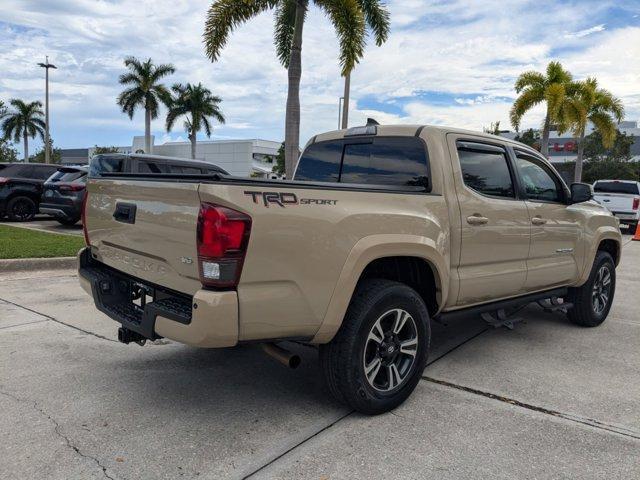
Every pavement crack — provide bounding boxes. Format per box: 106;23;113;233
241;410;354;479
0;390;117;480
422;376;640;441
0;297;117;343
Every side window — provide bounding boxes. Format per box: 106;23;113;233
515;154;563;202
138;161;167;173
457;145;515;198
340;137;429;188
294;142;342;182
89;156;124;177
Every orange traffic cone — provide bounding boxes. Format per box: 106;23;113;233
633;223;640;241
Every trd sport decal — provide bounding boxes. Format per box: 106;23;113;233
244;191;338;208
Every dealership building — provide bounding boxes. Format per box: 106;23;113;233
61;136;282;178
500;120;640;163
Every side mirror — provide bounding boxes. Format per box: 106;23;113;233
570;182;593;204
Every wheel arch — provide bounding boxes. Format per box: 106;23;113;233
576;227;622;285
311;234;448;344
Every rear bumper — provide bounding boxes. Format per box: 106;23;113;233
78;248;238;347
40;202;81;220
611;211;639;223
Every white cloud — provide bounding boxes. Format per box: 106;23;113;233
0;0;638;155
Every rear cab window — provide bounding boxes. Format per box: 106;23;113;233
594;181;639;195
90;156;125;177
295;136;430;190
456;142;515;198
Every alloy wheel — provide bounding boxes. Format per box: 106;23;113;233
362;308;419;392
592;265;612;315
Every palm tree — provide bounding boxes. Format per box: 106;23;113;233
1;99;45;162
117;57;175;154
510;61;573;158
341;1;390;129
166;83;226;159
204;0;369;178
559;78;624;182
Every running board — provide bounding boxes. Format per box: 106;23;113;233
434;288;569;325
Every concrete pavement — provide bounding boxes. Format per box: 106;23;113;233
1;241;639;479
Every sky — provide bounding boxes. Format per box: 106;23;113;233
0;0;639;155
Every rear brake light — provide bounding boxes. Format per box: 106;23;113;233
58;183;85;192
0;177;9;185
81;191;90;246
633;198;639;211
197;203;251;288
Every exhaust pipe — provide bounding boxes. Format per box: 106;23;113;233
261;343;301;369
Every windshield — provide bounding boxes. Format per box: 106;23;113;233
594;181;639;195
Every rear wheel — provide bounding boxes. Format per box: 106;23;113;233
319;279;430;415
7;196;37;222
567;251;615;327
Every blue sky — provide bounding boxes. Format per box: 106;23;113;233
0;0;639;155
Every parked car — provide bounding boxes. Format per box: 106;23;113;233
593;180;640;232
0;162;60;221
89;154;229;177
39;166;89;226
78;123;621;415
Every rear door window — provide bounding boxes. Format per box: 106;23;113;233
294;142;343;182
593;181;639;195
457;143;515;198
340;137;429;188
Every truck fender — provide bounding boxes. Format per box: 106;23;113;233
576;226;621;286
311;234;448;344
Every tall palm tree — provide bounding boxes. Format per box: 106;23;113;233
1;99;45;162
341;0;390;129
559;78;624;182
166;83;226;159
204;0;368;178
510;61;573;158
117;57;175;154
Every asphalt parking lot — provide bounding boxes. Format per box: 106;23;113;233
1;238;639;480
2;215;83;236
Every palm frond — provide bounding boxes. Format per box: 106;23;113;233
513;71;545;93
357;0;390;46
317;0;366;75
274;0;298;67
509;86;544;130
546;61;572;84
590;111;617;148
204;0;278;62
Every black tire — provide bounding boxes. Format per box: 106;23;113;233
319;279;430;415
56;217;80;226
7;196;37;222
567;251;616;327
628;222;638;235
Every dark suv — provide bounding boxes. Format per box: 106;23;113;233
0;163;59;221
40;166;88;225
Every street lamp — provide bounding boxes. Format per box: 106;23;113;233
37;56;57;164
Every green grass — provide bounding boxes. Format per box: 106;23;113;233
0;225;85;259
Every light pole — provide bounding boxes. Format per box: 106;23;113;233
37;56;57;164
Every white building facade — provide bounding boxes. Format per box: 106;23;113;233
87;136;282;178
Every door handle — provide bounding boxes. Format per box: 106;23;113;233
113;202;137;224
467;214;489;225
531;216;547;225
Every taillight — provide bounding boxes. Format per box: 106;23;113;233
81;191;90;246
196;203;251;288
633;198;639;211
0;177;9;185
58;183;85;193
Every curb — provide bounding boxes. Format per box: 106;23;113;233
0;256;77;272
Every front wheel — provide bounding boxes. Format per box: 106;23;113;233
567;251;616;327
56;217;80;226
319;279;430;415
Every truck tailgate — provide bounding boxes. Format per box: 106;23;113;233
594;192;637;213
85;179;201;295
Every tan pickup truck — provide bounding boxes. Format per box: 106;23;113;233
79;123;621;414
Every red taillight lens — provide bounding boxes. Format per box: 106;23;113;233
58;183;86;193
197;203;251;288
81;191;90;246
633;198;640;211
0;177;9;185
